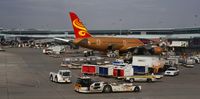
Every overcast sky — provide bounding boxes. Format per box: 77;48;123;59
0;0;200;30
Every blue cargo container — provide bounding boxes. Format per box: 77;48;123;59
132;66;148;74
98;65;113;76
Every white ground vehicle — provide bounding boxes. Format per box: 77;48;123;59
190;56;200;64
74;76;141;93
0;47;5;51
49;70;71;83
164;67;179;76
43;48;53;54
123;75;159;83
83;50;94;57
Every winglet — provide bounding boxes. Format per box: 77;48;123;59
69;11;92;39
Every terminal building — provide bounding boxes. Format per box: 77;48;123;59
0;27;200;48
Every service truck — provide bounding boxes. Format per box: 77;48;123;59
74;76;141;93
121;74;162;83
49;70;71;83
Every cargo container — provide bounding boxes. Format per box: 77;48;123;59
132;56;164;67
113;66;133;77
131;56;165;73
132;66;148;74
98;65;114;76
81;64;98;75
113;67;124;77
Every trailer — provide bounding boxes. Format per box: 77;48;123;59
61;56;104;67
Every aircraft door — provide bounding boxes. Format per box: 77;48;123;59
97;39;101;46
123;40;127;46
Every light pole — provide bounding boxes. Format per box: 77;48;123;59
194;14;198;26
119;19;122;35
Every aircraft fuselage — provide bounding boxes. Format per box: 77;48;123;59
73;37;146;52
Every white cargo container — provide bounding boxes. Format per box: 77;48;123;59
131;56;165;74
131;56;165;68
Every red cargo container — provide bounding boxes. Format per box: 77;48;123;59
81;64;97;75
113;66;134;77
113;67;124;77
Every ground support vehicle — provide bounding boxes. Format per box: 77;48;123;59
164;67;179;76
122;75;159;83
43;48;53;54
68;63;82;69
83;50;94;57
183;57;196;68
74;76;141;93
190;56;200;64
0;47;5;51
49;70;71;83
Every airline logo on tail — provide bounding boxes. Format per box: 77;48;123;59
69;12;92;39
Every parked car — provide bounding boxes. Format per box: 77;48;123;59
164;67;179;76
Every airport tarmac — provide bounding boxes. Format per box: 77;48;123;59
0;48;200;99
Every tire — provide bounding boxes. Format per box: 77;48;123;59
55;76;58;83
103;85;112;93
129;78;134;83
147;78;152;83
134;86;140;92
50;75;53;82
176;72;179;76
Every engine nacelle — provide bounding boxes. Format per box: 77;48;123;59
149;46;163;55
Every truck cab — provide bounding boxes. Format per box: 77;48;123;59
75;76;97;92
49;70;71;83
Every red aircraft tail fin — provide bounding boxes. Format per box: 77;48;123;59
69;11;92;39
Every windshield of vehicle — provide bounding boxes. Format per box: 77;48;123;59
76;78;93;87
62;72;70;76
46;49;52;51
167;68;176;71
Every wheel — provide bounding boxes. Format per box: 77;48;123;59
147;78;152;83
129;78;134;83
50;75;53;82
55;76;58;83
134;86;140;92
103;85;112;93
176;72;179;76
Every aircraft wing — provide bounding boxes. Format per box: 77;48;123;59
54;38;73;42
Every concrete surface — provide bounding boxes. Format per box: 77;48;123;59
0;48;200;99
